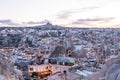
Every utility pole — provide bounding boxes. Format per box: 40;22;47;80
63;70;67;80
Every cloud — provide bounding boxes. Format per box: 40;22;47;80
0;19;19;26
24;20;49;25
56;6;99;19
73;17;114;25
57;11;71;19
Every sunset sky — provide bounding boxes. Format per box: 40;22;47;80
0;0;120;27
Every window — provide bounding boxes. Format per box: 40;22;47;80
45;66;48;69
29;67;33;71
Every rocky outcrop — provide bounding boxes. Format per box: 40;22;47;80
105;62;120;80
0;53;20;80
87;54;120;80
50;46;66;57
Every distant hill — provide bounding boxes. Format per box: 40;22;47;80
34;22;64;30
0;22;65;30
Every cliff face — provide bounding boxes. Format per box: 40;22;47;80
87;54;120;80
105;62;120;80
0;54;20;80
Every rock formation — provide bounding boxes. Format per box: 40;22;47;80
0;53;21;80
87;54;120;80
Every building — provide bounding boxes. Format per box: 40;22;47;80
28;64;53;79
49;57;75;66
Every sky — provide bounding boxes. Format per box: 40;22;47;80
0;0;120;28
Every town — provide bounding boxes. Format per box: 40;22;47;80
0;23;120;80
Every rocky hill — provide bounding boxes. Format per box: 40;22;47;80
0;53;22;80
